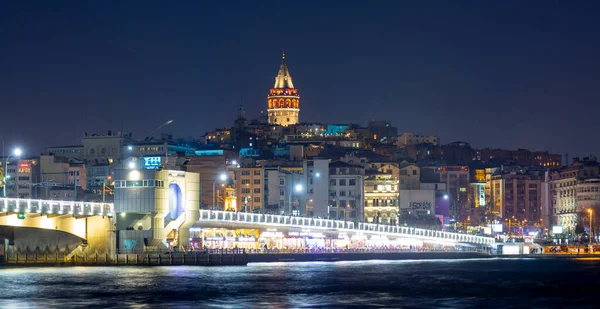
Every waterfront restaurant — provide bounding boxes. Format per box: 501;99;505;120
188;227;260;250
187;226;433;251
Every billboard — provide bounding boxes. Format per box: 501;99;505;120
552;226;563;234
492;224;503;233
400;190;435;215
483;227;492;235
143;156;161;169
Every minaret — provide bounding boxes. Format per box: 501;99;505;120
267;51;300;126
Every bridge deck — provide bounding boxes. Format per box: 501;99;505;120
0;197;114;217
197;210;495;245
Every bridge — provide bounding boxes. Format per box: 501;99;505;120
0;197;493;265
0;197;114;217
196;210;495;246
0;197;115;262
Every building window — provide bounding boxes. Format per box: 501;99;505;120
254;179;261;184
340;191;346;196
254;197;260;203
330;179;336;186
242;170;250;176
412;170;417;175
280;189;284;196
280;178;285;186
253;170;261;176
339;179;347;186
253;188;260;194
241;179;250;185
349;179;356;186
242;188;250;194
125;181;142;187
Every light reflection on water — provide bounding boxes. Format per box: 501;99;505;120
0;258;598;309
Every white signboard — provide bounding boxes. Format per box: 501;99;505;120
399;190;435;215
552;226;563;234
483;227;492;235
492;224;503;233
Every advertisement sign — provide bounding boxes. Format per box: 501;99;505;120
399;190;435;215
552;226;564;234
261;231;284;238
288;231;325;238
143;156;161;169
410;201;433;215
492;224;503;233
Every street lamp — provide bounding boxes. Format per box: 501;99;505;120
289;184;303;216
103;175;112;204
3;147;22;198
213;173;227;210
588;209;593;243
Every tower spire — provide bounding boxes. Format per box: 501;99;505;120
274;51;294;89
267;51;300;126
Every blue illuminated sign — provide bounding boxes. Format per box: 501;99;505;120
143;157;161;169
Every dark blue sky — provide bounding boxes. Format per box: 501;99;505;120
1;1;599;158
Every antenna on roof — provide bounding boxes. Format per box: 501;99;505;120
146;120;174;140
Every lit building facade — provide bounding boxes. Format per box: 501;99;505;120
399;164;420;190
422;166;470;219
46;145;84;161
185;150;237;209
234;167;264;213
547;158;600;234
5;158;40;199
364;172;399;224
113;167;199;251
396;133;440;147
489;171;542;224
267;52;299;126
328;161;365;222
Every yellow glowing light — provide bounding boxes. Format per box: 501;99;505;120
6;214;23;227
72;219;86;238
40;216;55;229
129;170;140;180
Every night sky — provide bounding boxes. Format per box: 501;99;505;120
1;1;599;158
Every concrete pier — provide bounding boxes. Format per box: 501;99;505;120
247;251;491;263
1;250;248;266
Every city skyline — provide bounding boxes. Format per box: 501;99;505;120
1;1;600;158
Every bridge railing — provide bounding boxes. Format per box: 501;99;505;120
0;197;114;217
200;210;356;230
198;210;495;245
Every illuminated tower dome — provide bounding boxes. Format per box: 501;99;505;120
267;51;299;126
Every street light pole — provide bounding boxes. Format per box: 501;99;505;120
288;190;292;215
288;183;303;216
3;147;22;198
588;209;593;243
212;173;227;210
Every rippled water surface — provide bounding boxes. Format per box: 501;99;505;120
0;258;598;308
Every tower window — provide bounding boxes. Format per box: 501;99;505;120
287;118;290;122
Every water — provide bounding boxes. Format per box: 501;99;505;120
0;257;598;308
